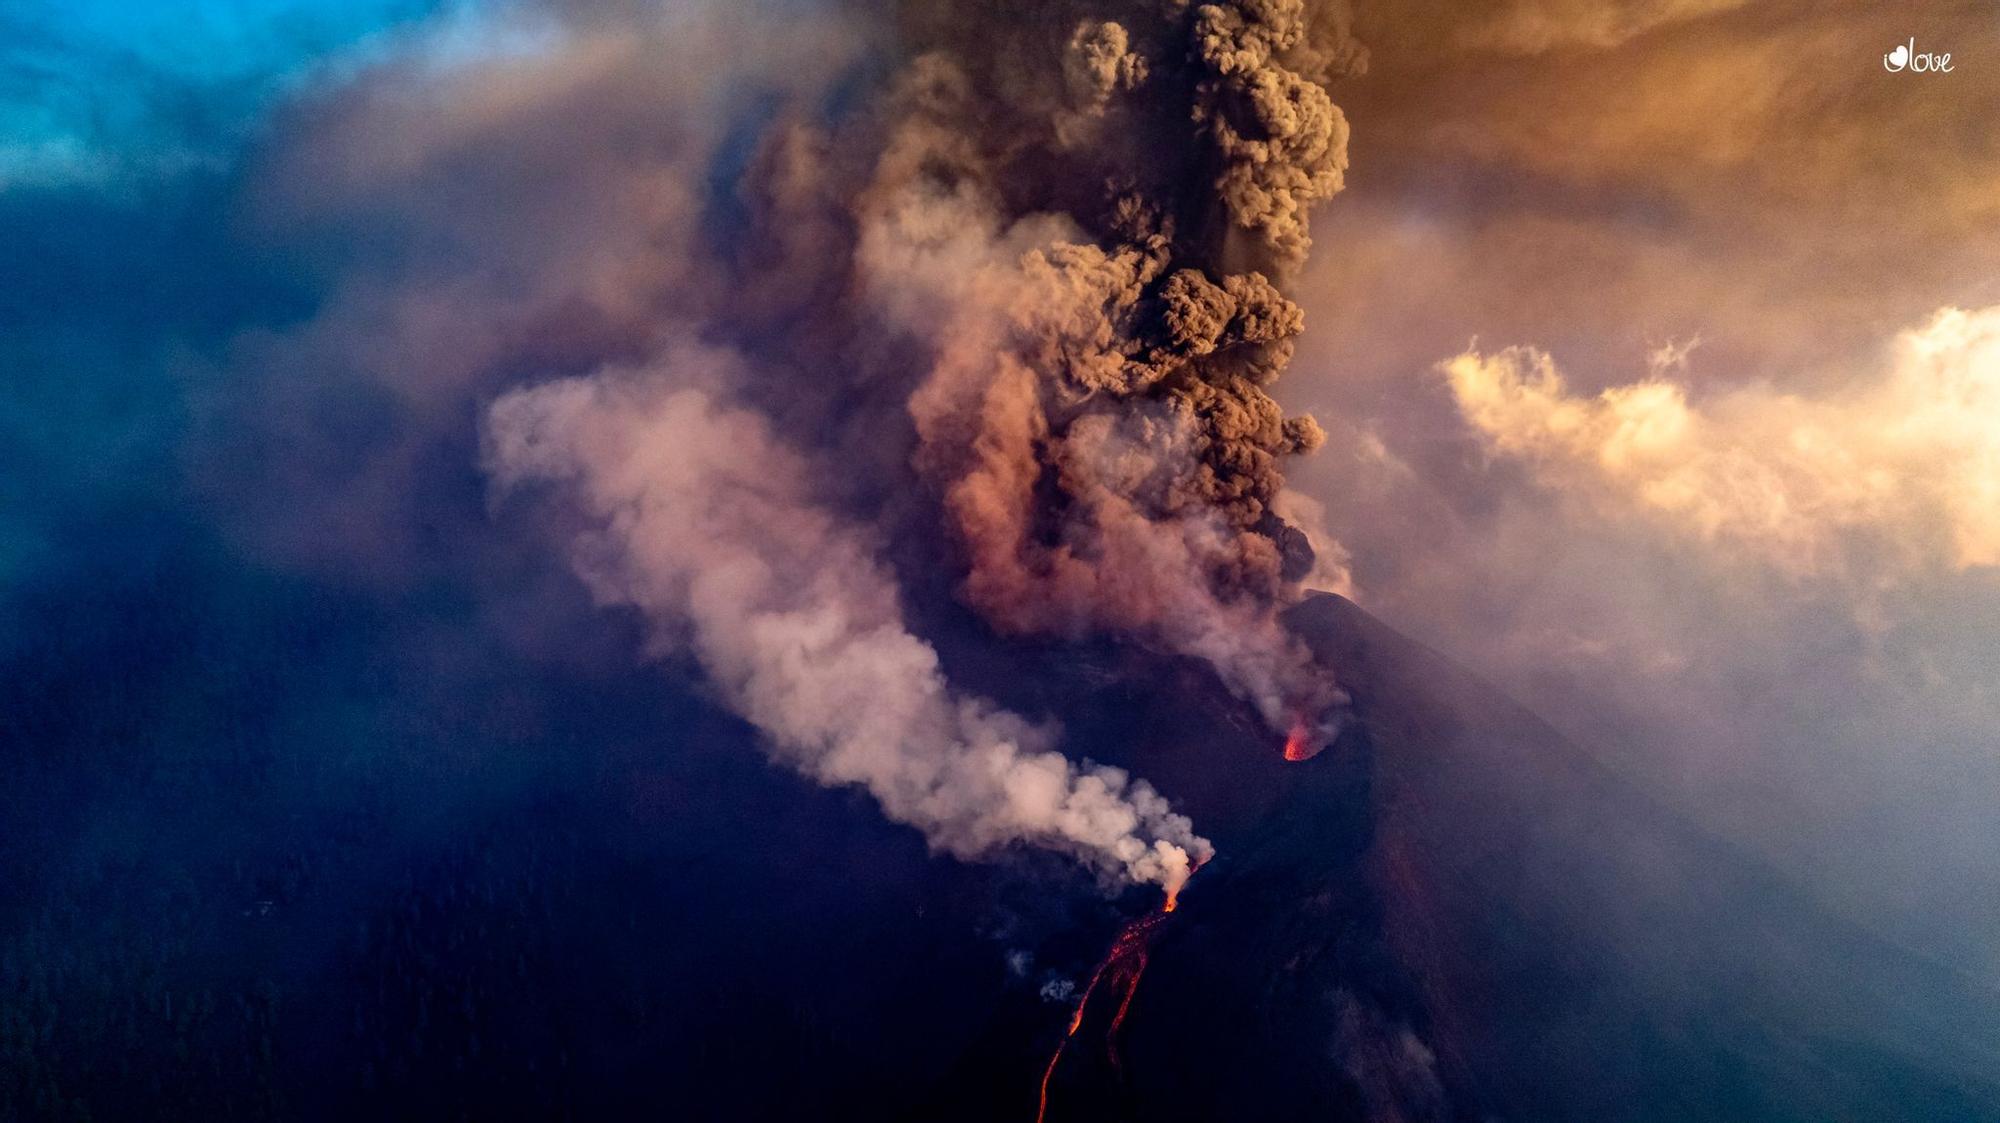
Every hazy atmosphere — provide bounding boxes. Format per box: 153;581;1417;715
5;1;1996;1119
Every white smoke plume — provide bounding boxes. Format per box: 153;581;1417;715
483;345;1211;895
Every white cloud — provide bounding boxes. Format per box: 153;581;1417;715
1443;305;2000;576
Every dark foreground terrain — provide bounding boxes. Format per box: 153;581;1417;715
7;567;1997;1120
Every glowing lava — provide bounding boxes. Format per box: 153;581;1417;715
1282;716;1317;761
1035;910;1168;1121
1036;869;1203;1122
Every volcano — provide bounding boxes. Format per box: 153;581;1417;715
924;592;2000;1122
14;591;2000;1121
1034;594;2000;1121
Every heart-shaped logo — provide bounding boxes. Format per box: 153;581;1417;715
1885;43;1910;70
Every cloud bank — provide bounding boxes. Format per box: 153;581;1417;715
1445;305;2000;576
1275;0;2000;972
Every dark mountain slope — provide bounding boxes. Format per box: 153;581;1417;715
9;560;1995;1121
914;589;2000;1123
1268;592;2000;1122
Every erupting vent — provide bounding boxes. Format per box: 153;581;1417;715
1283;716;1319;762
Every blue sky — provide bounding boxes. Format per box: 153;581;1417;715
0;0;451;187
0;0;418;599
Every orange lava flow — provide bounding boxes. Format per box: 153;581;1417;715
1104;954;1150;1076
1036;870;1204;1122
1035;1039;1067;1123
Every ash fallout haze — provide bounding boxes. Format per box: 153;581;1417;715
3;1;1998;1120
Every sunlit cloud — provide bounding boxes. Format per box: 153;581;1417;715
1444;305;2000;576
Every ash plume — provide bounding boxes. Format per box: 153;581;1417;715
484;346;1211;893
813;0;1362;728
464;0;1363;888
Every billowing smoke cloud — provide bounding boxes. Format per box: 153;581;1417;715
1444;305;2000;576
250;0;1366;890
445;0;1364;885
484;345;1211;894
792;0;1363;731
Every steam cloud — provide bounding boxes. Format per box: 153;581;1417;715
486;349;1211;893
478;0;1362;888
